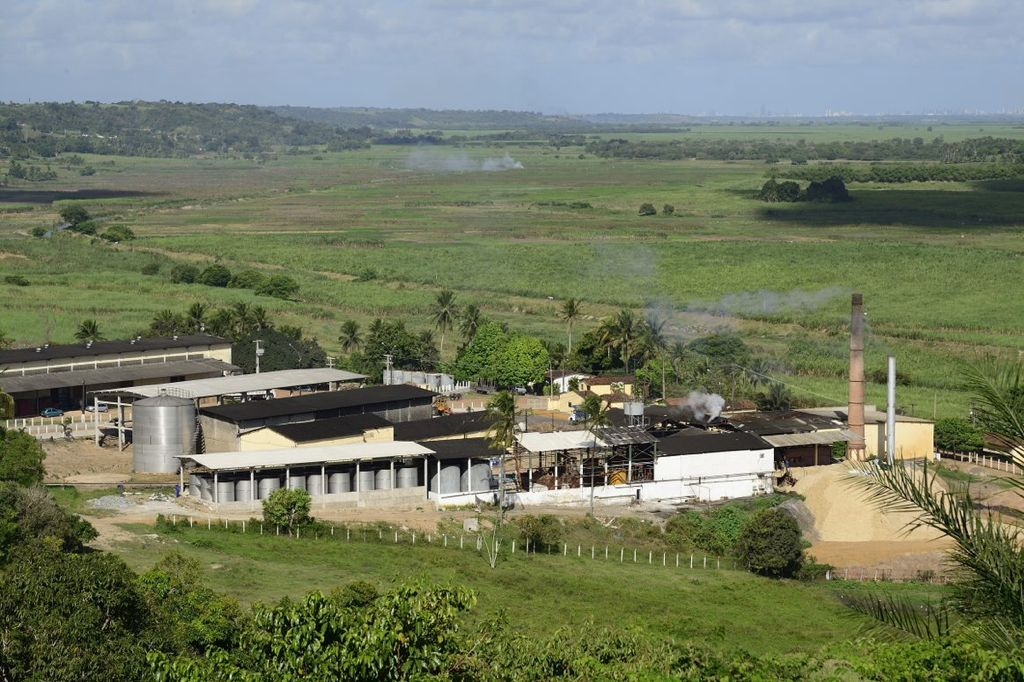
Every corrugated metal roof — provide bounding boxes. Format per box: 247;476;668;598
268;413;394;442
200;383;433;422
797;407;933;425
0;334;229;367
426;438;504;461
657;429;772;456
0;359;239;394
100;368;367;400
762;430;852;448
517;431;605;453
182;441;435;472
593;425;659;446
393;411;492;441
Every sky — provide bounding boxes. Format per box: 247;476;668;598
2;0;1022;116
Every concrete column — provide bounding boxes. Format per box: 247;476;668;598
214;471;219;503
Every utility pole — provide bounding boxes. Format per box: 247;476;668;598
255;339;264;374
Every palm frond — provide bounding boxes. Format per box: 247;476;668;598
838;592;951;641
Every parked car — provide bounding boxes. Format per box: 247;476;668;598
85;404;109;413
569;408;587;424
41;407;64;418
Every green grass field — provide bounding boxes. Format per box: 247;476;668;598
109;520;942;657
2;132;1023;419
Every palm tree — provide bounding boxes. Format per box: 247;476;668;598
431;290;459;358
612;309;640;373
338;320;362;353
560;298;582;358
640;313;669;400
852;360;1024;648
249;306;271;332
185;302;209;334
148;309;181;337
486;390;518;453
459;304;482;342
74;319;104;344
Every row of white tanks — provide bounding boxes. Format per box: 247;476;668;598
189;460;491;502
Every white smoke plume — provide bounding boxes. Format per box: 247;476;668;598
684;390;726;422
405;149;523;173
689;288;850;317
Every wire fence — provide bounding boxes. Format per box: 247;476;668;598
156;514;950;584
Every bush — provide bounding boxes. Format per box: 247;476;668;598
197;264;232;288
227;269;266;290
662;204;675;215
100;224;135;242
516;514;563;552
256;274;299;300
3;275;29;286
935;417;985;453
170;264;200;284
140;262;161;276
735;507;804;578
30;226;47;238
262;488;312;536
638;202;657;216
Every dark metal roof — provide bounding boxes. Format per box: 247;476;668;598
593;425;659;447
724;410;841;436
200;384;437;422
392;411;492;441
0;334;230;367
0;359;239;394
268;414;394;442
426;438;503;461
657;429;771;456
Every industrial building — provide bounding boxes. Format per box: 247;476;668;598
0;334;235;417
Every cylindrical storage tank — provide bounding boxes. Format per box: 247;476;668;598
188;474;201;498
375;467;393;491
199;476;213;501
462;461;490;492
624;401;644;417
306;474;324;497
215;480;235;503
258;475;281;499
356;469;375;492
132;394;196;474
235;478;253;502
438;464;461;494
328;471;351;494
287;474;306;491
397;466;418;489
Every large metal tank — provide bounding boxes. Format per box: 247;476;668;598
462;461;490;492
431;464;462;495
258;475;281;499
396;466;419;489
328;471;351;494
235;478;253;502
306;473;324;496
132;394;196;474
356;469;375;492
215;480;235;503
375;467;393;490
287;474;306;491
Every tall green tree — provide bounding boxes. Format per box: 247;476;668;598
459;303;482;343
431;289;459;359
560;298;583;359
73;318;104;344
0;428;46;486
262;488;312;536
338;320;362;353
184;302;209;334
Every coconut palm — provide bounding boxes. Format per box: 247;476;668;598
459;304;482;342
184;302;209;334
338;320;362;353
610;308;640;373
560;298;583;358
74;319;104;344
431;290;459;358
640;313;669;400
148;309;182;337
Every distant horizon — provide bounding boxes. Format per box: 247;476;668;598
3;2;1021;118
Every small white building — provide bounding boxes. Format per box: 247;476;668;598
650;429;775;502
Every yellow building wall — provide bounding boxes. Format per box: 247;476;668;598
865;422;935;460
580;381;634;397
547;391;588;414
239;425;395;451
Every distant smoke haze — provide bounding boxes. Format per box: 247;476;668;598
406;149;523;173
689;287;850;317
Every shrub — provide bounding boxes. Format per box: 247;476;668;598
256;274;299;300
662;204;675;215
140;262;161;276
100;224;135;242
735;507;804;578
3;275;29;286
516;514;563;552
935;417;984;453
262;488;312;536
638;202;657;216
197;264;232;288
228;269;266;290
169;264;199;284
30;226;47;238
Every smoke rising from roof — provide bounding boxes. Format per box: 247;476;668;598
689;287;850;317
683;390;726;422
405;149;523;173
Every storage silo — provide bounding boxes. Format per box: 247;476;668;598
306;473;324;497
132;394;196;474
356;469;375;492
430;464;462;495
215;479;235;503
258;475;281;499
287;474;306;491
328;470;351;493
462;461;490;492
375;467;393;490
235;478;253;503
396;466;419;489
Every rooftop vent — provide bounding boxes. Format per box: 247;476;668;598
35;347;41;353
